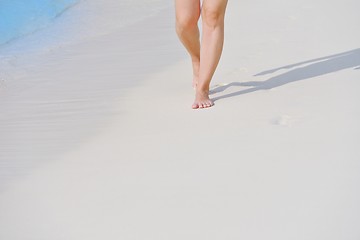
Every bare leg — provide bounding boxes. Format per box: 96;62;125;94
175;0;201;88
175;0;227;109
195;0;228;109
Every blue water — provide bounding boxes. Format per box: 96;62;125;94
0;0;78;46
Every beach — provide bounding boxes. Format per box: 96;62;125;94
0;0;360;239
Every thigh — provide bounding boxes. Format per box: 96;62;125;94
175;0;201;21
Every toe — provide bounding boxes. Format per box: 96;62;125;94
192;103;199;109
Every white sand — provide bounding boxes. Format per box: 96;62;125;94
1;0;360;239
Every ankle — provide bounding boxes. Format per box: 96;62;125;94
196;83;209;91
196;87;209;94
191;57;200;64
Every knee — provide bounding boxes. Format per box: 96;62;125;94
201;7;225;29
176;14;199;35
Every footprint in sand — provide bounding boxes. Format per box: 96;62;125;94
209;67;252;94
270;115;294;127
210;83;230;94
213;83;229;88
0;75;8;88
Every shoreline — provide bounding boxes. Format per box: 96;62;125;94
0;4;185;188
0;0;79;46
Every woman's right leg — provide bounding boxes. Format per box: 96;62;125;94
194;0;228;108
175;0;201;88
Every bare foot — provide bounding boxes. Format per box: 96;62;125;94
192;90;214;109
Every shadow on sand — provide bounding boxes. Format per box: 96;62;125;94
211;48;360;102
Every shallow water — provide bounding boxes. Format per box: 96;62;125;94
0;0;171;54
0;0;78;46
